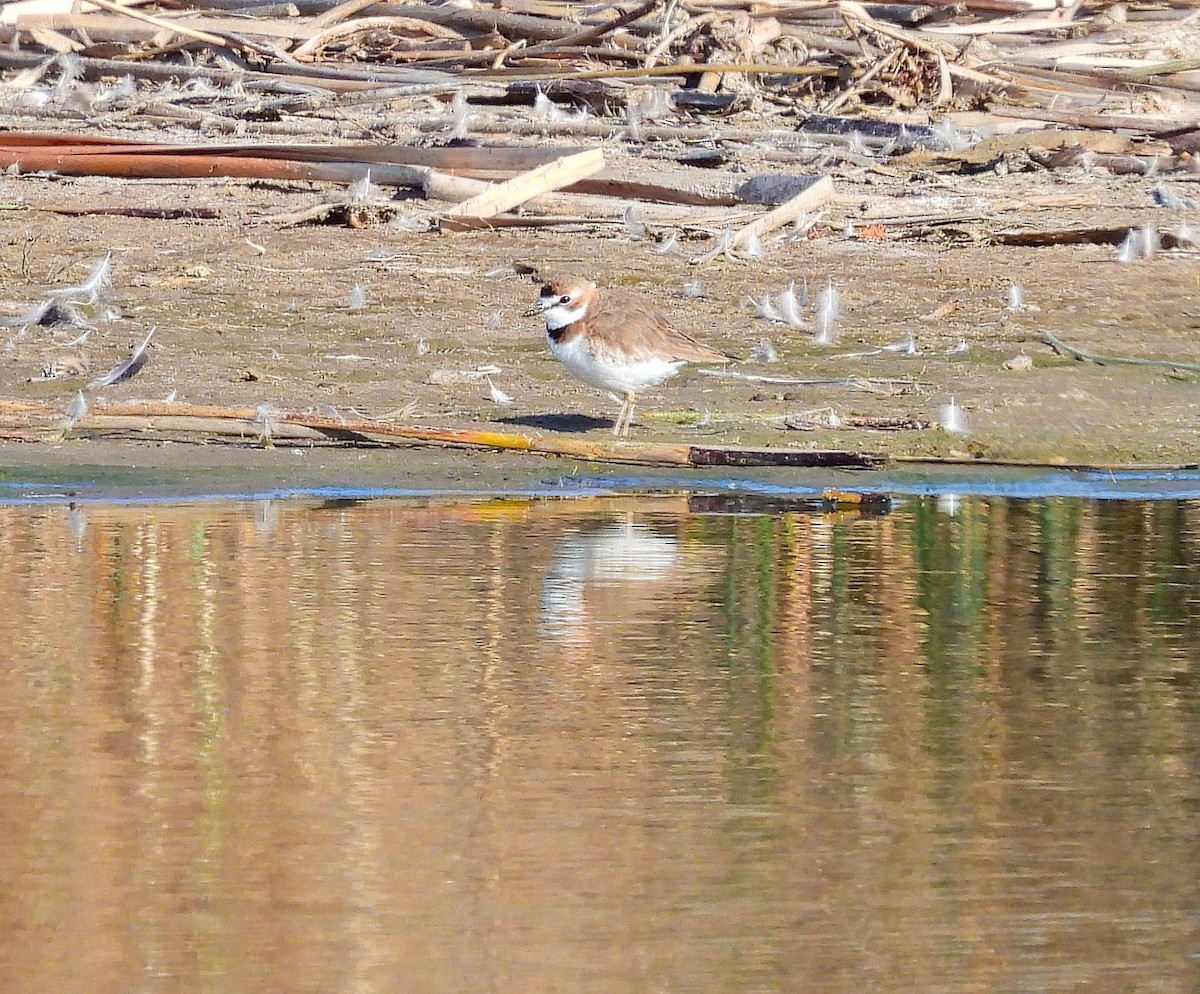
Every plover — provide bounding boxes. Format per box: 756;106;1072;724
529;275;735;437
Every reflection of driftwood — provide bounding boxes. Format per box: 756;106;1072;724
0;399;888;469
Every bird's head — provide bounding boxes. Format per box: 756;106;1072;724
526;276;596;330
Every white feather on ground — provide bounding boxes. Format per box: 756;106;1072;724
49;253;112;305
87;327;154;389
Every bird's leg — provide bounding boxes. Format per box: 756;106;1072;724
611;393;629;437
619;392;637;437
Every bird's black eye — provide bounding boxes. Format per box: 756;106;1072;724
559;295;571;304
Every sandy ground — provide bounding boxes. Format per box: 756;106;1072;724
2;155;1198;469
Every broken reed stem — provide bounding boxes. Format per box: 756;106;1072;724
290;16;465;61
820;46;901;113
474;62;838;81
644;11;717;67
309;0;381;29
522;0;662;55
837;1;961;59
84;0;231;47
989;105;1200;134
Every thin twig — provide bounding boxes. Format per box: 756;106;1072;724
85;0;230;47
821;47;900;114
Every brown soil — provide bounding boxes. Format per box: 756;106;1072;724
2;160;1197;469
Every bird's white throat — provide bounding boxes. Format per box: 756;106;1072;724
540;298;589;331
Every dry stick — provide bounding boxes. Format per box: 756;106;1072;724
0;400;886;469
1118;57;1200;78
295;1;582;42
0;146;431;186
838;0;960;58
440;148;607;225
33;204;222;219
0;133;591;179
934;49;952;104
413;115;723;142
989;105;1200;134
290;15;465;61
395;44;646;71
644;11;717;67
85;0;230;46
1041;330;1200;373
475;61;836;81
309;0;380;29
522;0;663;56
820;46;900;113
922;12;1082;34
0;46;399;94
1000;63;1184;95
333;80;509;104
839;4;875;59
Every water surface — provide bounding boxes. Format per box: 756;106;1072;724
0;493;1197;994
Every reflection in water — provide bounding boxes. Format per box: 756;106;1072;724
936;491;961;517
0;494;1196;994
540;519;681;641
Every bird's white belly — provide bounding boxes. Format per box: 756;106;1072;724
549;334;684;394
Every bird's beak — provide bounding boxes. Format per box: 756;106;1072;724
524;303;544;317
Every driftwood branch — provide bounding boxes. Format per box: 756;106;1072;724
0;400;888;469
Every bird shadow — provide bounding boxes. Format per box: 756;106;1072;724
497;413;613;434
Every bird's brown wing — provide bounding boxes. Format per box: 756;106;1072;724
590;290;737;363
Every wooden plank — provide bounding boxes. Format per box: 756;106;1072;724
441;148;606;220
426;171;750;225
728;174;835;250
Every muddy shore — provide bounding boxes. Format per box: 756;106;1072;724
2;161;1198;475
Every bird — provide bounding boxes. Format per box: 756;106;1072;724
528;275;736;437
